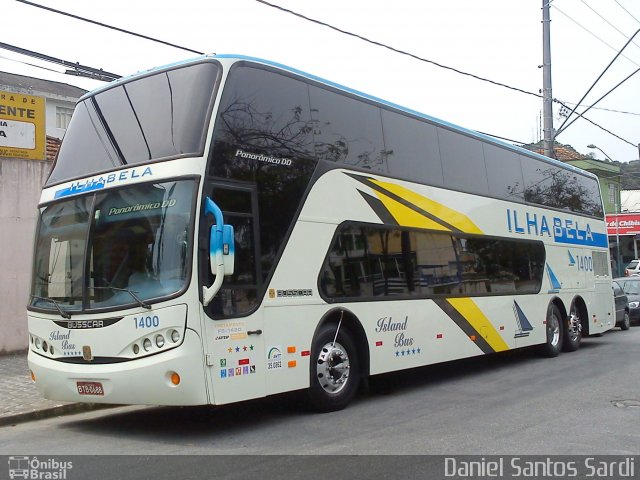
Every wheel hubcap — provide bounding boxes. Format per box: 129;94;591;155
567;311;581;341
547;312;560;346
316;341;350;394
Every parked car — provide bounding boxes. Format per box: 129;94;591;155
624;259;640;276
614;277;640;326
612;280;630;330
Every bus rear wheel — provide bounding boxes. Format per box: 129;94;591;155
308;324;360;412
542;303;563;357
562;305;582;352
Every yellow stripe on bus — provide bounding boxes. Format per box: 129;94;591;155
369;179;483;234
446;298;510;352
374;191;451;231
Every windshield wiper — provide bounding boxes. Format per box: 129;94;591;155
30;295;72;319
91;286;152;309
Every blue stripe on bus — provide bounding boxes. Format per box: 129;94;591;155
553;232;608;248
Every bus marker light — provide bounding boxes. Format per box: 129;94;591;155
170;372;181;385
287;346;296;354
30;370;36;382
375;341;383;347
436;334;443;339
469;335;477;341
169;329;180;343
288;360;297;368
500;326;505;331
301;351;310;357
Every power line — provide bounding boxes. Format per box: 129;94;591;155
254;0;543;100
14;0;204;55
255;0;637;149
552;4;640;67
560;100;640;117
555;27;640;137
581;0;640;53
555;98;637;147
556;65;640;135
0;42;121;81
615;0;640;25
0;54;62;74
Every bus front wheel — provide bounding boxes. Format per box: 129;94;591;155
308;323;360;412
542;303;563;358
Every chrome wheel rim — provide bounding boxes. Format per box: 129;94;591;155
547;310;561;347
316;341;350;394
567;310;581;341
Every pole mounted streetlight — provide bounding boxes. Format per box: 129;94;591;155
587;144;613;162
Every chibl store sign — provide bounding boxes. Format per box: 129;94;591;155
606;213;640;236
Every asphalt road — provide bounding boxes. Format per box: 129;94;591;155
1;327;638;478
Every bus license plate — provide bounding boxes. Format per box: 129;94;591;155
76;381;104;396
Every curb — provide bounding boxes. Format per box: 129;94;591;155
0;403;119;427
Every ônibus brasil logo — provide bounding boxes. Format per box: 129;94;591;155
8;456;73;479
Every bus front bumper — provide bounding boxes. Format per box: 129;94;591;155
27;329;208;406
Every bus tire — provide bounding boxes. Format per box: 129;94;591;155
562;304;582;352
542;303;563;358
308;323;360;412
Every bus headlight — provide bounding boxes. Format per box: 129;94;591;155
155;335;165;348
143;338;152;352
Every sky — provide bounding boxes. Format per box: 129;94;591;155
2;0;640;163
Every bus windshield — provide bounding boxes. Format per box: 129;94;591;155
30;179;196;313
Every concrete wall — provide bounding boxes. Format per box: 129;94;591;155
0;158;51;353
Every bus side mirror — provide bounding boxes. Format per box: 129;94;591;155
202;197;235;306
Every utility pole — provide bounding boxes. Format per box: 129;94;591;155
542;1;554;158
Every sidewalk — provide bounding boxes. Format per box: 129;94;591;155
0;352;106;426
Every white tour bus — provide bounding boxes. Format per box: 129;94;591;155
27;55;615;412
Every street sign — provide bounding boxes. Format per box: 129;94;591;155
0;90;46;160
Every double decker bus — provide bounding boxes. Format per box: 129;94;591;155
27;55;614;412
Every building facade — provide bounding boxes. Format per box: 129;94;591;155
0;71;86;353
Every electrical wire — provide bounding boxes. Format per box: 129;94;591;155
552;4;640;67
581;0;640;52
14;0;204;55
615;0;640;25
0;54;63;74
255;0;637;149
254;0;543;100
555;28;640;137
557;65;640;134
560;101;640;117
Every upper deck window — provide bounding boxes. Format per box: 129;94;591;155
46;62;220;186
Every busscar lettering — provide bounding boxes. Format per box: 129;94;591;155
276;289;312;297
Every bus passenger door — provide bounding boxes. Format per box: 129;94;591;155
201;183;266;405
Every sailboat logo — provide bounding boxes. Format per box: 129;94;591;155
513;301;534;338
568;250;576;267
